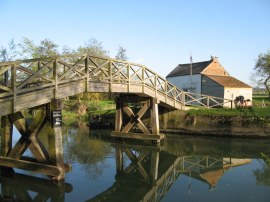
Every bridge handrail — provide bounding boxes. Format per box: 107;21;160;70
0;54;232;110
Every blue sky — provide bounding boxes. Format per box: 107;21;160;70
0;0;269;85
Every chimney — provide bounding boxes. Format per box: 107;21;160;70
211;55;218;62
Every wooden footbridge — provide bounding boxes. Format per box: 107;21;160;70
0;54;232;180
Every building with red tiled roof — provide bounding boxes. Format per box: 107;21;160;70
166;57;252;107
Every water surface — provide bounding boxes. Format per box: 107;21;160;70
1;126;270;202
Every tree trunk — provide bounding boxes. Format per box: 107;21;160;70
264;77;270;100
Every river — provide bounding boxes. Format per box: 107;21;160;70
0;125;270;202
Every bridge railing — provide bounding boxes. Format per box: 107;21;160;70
0;54;232;109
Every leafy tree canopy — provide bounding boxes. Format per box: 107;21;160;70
19;37;59;58
253;50;270;99
115;46;128;61
77;38;109;57
0;38;18;61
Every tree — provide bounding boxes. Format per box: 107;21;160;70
77;38;109;57
253;50;270;100
0;38;18;62
253;153;270;186
0;39;18;84
19;37;59;58
115;46;128;61
76;38;110;101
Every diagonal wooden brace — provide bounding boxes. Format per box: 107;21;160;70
121;101;150;134
112;96;164;143
7;110;49;163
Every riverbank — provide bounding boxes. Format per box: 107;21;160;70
62;99;270;138
157;108;270;137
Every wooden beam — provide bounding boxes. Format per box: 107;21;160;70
150;151;159;183
0;172;73;194
53;60;58;98
1;116;12;157
49;99;65;181
85;56;89;92
58;58;86;81
17;60;54;89
7;110;47;160
0;157;61;176
151;98;160;135
111;132;164;141
111;142;164;152
12;65;17;112
115;97;122;132
115;148;123;173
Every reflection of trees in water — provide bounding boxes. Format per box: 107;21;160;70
253;153;270;186
63;127;113;179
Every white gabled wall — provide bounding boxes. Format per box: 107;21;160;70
224;88;253;101
167;74;202;94
223;88;253;108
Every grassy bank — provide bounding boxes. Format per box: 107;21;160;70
62;99;115;125
187;107;270;118
187;96;270;118
62;97;270;126
253;96;270;107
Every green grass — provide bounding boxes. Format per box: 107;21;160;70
62;99;116;125
252;96;270;107
186;96;270;118
187;107;270;118
62;109;84;125
62;98;270;126
64;99;115;110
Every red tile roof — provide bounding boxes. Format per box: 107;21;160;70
205;74;252;88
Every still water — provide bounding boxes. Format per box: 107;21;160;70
1;125;270;202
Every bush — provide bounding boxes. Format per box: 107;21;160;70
88;101;102;111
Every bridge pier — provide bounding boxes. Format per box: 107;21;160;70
0;100;67;181
111;95;164;143
114;144;160;184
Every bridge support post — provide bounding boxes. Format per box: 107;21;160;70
1;116;12;157
115;148;123;175
48;99;65;181
150;98;160;135
150;151;159;184
115;97;122;132
111;95;164;143
0;100;67;181
0;116;15;176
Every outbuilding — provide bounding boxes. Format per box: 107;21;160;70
166;57;252;107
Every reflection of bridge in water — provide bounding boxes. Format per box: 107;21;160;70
0;169;72;201
87;142;251;202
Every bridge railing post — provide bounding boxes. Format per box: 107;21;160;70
127;63;130;92
165;81;168;103
12;65;17;113
4;69;9;86
173;86;176;108
154;75;157;97
142;66;145;93
181;92;185;110
53;60;58;99
85;55;89;92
